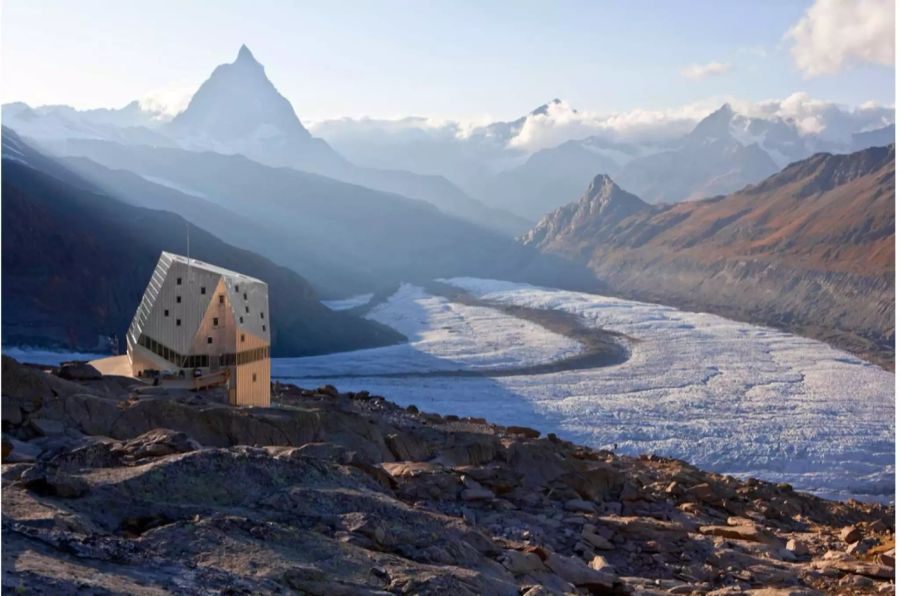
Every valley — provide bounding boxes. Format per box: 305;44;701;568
2;4;896;592
525;147;896;369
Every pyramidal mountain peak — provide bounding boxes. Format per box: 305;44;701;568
236;44;257;63
167;44;312;143
584;173;619;199
688;102;738;140
530;98;576;117
521;173;649;249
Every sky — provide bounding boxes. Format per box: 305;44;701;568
1;0;895;122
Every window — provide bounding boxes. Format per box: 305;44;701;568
164;309;169;317
235;285;239;292
262;325;266;332
176;319;181;326
239;316;243;324
213;317;219;327
176;277;182;285
252;373;257;382
207;337;213;344
243;293;247;300
200;287;206;295
245;306;249;314
219;295;224;304
176;296;182;304
260;312;265;319
241;334;245;343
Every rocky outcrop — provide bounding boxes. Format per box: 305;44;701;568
2;357;895;594
524;145;896;368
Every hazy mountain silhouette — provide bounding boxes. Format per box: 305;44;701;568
1;127;403;355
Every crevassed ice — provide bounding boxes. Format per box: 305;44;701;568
280;283;582;376
278;278;895;503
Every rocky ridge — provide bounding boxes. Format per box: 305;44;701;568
2;356;895;594
524;145;895;368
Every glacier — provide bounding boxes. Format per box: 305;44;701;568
276;279;895;503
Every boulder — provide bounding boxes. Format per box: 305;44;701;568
699;523;775;544
811;559;894;579
785;538;809;556
385;432;431;461
581;526;614;550
840;525;862;544
588;555;615;572
29;417;66;436
116;428;202;459
461;480;494;502
57;361;102;381
561;463;622;501
564;499;596;514
434;432;498;466
501;550;544;575
544;552;617;589
505;426;540;439
317;385;339;397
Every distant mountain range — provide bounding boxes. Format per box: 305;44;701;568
3;46;528;236
315;99;894;221
4;50;893;228
1;128;403;356
525;145;895;367
475;103;895;219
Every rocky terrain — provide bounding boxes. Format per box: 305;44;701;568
2;356;895;594
524;145;895;369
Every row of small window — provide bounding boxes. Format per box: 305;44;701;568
162;309;265;330
137;334;188;367
205;333;252;344
219;346;270;366
175;278;253;303
137;333;269;368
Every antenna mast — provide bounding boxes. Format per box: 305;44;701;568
186;222;191;280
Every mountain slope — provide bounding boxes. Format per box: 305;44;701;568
479;141;626;221
45;137;589;295
58;155;374;298
1;128;403;356
525;146;895;367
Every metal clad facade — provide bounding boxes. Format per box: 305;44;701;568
127;251;272;407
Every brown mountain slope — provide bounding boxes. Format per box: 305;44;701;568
525;145;895;368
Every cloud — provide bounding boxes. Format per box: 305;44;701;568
311;95;894;154
786;0;895;76
680;61;733;80
733;91;894;139
138;83;196;119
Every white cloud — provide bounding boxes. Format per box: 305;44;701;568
734;91;894;139
138;83;196;120
786;0;895;76
680;61;733;80
504;97;737;150
311;95;894;154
